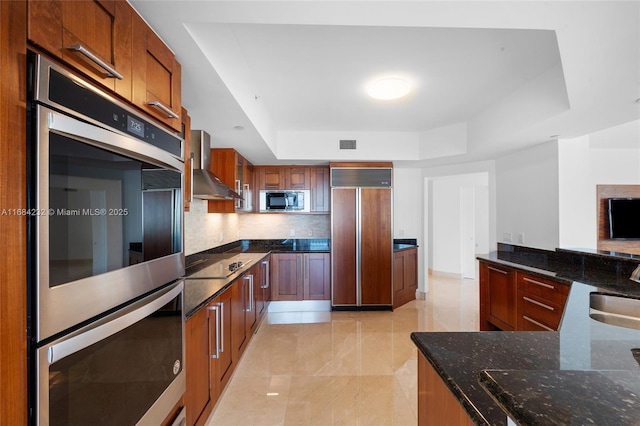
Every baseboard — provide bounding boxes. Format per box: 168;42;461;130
428;268;462;279
415;290;427;300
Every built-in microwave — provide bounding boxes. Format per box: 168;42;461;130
259;190;310;212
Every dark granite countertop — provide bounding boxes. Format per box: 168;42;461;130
412;245;640;425
393;238;418;252
183;252;269;319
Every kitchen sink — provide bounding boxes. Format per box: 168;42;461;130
589;292;640;330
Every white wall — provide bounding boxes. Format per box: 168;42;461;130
393;168;425;293
558;119;640;249
495;141;560;250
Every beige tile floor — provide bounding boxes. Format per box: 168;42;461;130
206;273;479;426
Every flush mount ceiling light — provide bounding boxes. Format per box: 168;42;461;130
366;77;411;100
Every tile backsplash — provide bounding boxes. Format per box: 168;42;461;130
184;199;330;255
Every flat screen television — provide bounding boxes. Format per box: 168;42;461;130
608;198;640;240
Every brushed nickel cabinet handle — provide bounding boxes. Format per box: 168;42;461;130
523;277;555;290
488;266;508;275
146;100;180;119
66;44;124;79
523;296;555;311
523;315;554;331
208;305;220;359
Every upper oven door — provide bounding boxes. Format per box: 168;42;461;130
32;105;185;341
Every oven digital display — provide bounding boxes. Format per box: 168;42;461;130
127;115;145;138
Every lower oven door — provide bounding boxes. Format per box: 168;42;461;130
36;281;185;426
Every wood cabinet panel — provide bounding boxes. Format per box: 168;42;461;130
418;354;474;426
271;253;303;301
360;188;392;305
516;271;569;332
214;289;234;396
1;2;28;424
181;107;192;211
303;253;331;300
208;148;253;213
331;188;357;305
28;0;133;98
232;277;248;361
132;11;181;131
286;167;310;189
479;262;516;331
310;166;330;212
185;306;211;426
257;166;285;190
393;248;418;309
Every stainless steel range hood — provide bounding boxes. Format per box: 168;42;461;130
190;130;242;200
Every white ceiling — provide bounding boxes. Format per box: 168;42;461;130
130;1;640;167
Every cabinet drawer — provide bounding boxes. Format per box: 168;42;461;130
516;273;569;305
519;292;563;330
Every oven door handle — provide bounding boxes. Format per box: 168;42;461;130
47;281;183;364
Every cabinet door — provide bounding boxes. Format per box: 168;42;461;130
393;251;407;308
185;306;211;426
271;253;303;301
393;248;418;309
28;0;132;99
360;188;392;305
483;263;516;331
208;149;237;213
258;167;285;190
286;167;310;189
231;279;247;362
310;167;330;212
244;272;257;335
181;107;192;212
331;189;357;305
215;289;234;394
132;12;181;131
303;253;331;300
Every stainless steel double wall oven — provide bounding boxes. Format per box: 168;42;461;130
27;52;186;425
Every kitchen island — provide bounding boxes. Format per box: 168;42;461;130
411;245;640;425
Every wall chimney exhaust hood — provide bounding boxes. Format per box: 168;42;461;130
190;130;242;200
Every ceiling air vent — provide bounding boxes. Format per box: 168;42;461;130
339;139;357;150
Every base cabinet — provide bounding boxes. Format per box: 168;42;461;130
479;262;516;331
271;253;330;301
418;355;474;426
185;287;232;426
393;248;418;309
479;260;569;332
185;258;270;426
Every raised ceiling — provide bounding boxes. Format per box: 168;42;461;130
130;1;640;167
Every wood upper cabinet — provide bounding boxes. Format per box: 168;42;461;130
132;11;181;131
310;167;330;212
271;253;330;301
286;167;310;189
393;248;418;309
208;148;253;213
257;166;285;190
28;0;133;99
